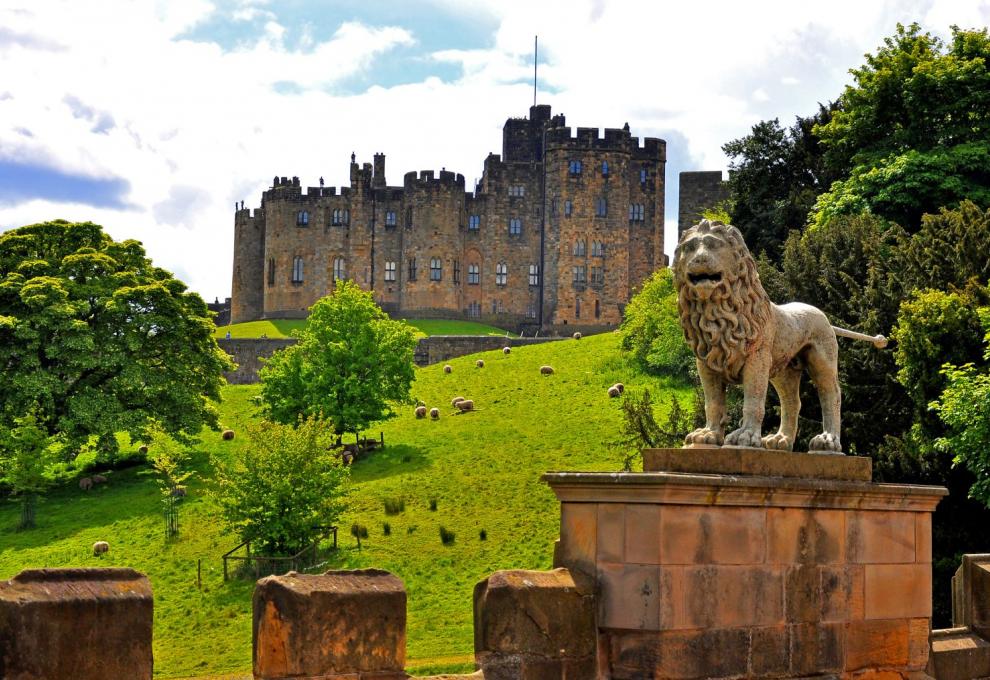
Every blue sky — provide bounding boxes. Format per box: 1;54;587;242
1;0;988;300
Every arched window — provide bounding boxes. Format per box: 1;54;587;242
468;215;480;230
268;258;275;286
495;263;507;286
574;240;586;257
591;240;604;257
430;257;442;281
601;160;609;176
569;159;583;175
468;264;480;285
564;200;573;217
509;218;522;236
296;210;309;226
384;261;396;282
333;258;346;282
596;198;607;217
292;256;304;283
640;168;648;184
528;264;540;287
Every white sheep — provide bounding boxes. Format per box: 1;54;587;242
415;405;428;419
443;364;453;374
608;386;621;398
503;346;511;355
79;477;93;491
540;365;554;375
613;382;625;394
430;407;440;420
92;541;109;557
456;399;475;411
476;359;485;368
92;474;107;484
573;332;582;340
451;396;466;407
222;429;235;440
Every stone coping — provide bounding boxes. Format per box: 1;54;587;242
542;471;947;512
643;446;872;481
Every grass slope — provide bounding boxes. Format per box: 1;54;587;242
0;332;689;678
214;318;512;339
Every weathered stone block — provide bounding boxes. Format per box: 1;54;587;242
474;568;595;680
643;445;872;481
659;505;766;564
253;569;406;680
847;510;916;564
865;564;932;620
597;563;660;630
662;565;784;629
623;504;661;565
596;503;624;563
768;507;845;564
790;622;844;675
0;568;153;680
556;503;596;577
658;627;750;679
928;629;990;680
845;619;910;671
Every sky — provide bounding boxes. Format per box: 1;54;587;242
1;0;988;302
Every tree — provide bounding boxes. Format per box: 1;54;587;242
620;268;694;378
212;415;349;555
721;103;842;262
0;408;56;529
0;221;233;460
259;280;418;436
812;24;990;230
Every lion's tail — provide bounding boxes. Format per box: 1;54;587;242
832;325;888;349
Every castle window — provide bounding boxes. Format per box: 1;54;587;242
591;266;604;285
495;262;507;286
569;159;583;175
509;185;525;197
296;210;309;226
564;200;573;217
343;209;350;225
467;301;481;318
430;257;442;282
509;218;522;236
527;302;537;319
385;260;396;282
596;198;607;217
408;258;417;281
601;161;609;176
573;240;586;257
268;258;276;286
591;240;604;257
292;256;304;284
468;264;480;285
575;297;581;319
528;264;540;287
551;198;558;216
333;257;346;282
595;299;601;319
453;260;461;284
469;214;480;231
405;206;413;228
385;211;397;227
640;168;648;184
572;265;586;284
629;203;645;221
332;209;340;226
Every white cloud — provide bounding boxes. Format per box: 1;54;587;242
0;0;987;301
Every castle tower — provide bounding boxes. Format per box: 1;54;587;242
230;204;265;323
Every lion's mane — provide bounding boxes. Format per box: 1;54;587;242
673;220;773;384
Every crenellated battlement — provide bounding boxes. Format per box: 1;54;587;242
403;169;466;190
544;125;664;157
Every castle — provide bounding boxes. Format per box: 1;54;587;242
230;105;666;330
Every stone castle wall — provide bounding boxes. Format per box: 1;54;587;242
230;105;667;329
678;170;728;235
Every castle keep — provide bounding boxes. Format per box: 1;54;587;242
230;105;666;329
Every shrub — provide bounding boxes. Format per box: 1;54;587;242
383;497;405;515
212;415;349;556
439;526;455;545
620;269;694;377
382;522;391;536
350;523;369;549
479;528;487;541
429;497;438;511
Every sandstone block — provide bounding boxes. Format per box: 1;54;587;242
555;502;597;576
662;565;784;630
596;503;624;563
474;568;595;680
916;513;932;563
253;569;406;680
623;504;661;565
657;627;750;679
928;629;990;680
789;622;844;675
865;564;932;620
598;563;661;630
768;507;845;564
847;510;916;564
659;506;765;564
845;619;910;671
0;568;153;680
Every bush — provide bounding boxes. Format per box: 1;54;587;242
620;269;694;377
429;497;438;511
351;523;369;549
479;528;487;541
212;415;349;556
382;522;391;536
439;526;455;545
383;497;405;515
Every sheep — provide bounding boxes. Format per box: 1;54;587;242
79;477;93;491
476;359;485;368
443;364;453;374
415;405;428;419
456;399;475;411
430;407;440;420
540;365;554;375
503;346;511;355
138;445;149;455
222;429;235;441
171;485;187;498
92;474;107;484
573;332;582;340
451;396;466;407
92;541;109;557
608;386;621;398
613;382;625;394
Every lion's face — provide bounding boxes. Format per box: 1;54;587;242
674;229;738;301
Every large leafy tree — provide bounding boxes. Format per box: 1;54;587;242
812;24;990;229
0;221;233;459
259;280;418;436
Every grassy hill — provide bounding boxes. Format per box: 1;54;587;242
215;318;513;339
0;332;690;678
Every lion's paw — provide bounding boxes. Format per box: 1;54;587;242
762;432;794;451
809;432;842;453
685;427;723;447
726;427;762;448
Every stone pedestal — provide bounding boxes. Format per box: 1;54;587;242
543;447;947;680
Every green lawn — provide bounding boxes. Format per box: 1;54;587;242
0;333;690;678
215;318;512;340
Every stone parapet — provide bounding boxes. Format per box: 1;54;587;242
928;554;990;679
544;448;946;680
0;568;153;680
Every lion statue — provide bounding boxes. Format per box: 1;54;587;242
673;219;844;453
